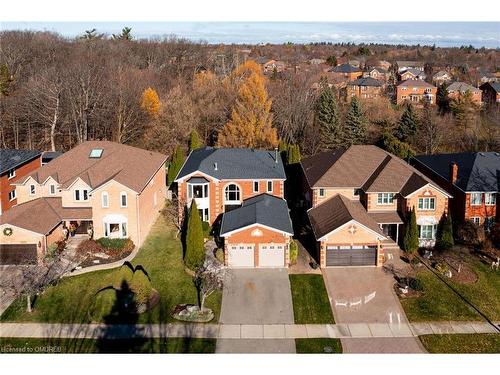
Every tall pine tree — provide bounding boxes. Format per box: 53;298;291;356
317;84;342;149
396;104;419;142
343;96;366;145
167;146;185;186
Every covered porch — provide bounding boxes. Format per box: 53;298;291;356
368;211;404;244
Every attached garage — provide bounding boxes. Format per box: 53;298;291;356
325;246;377;267
227;244;255;267
258;244;285;267
0;244;38;265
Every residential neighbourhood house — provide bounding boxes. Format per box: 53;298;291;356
396;80;437;105
345;77;384;100
411;152;499;230
395;60;425;73
432;70;453;86
479;82;500;107
363;67;390;82
301;145;451;268
447;82;482;106
0;141;167;264
328;63;363;84
399;68;427;81
0;149;42;215
175;147;293;268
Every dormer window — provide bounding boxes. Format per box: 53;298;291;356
89;149;103;158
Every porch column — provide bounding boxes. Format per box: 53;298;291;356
396;224;399;244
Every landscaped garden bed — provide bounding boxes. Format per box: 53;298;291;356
289;274;335;324
76;238;135;268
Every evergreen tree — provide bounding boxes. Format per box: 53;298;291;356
343;96;366;145
395;104;419;142
167;146;185;186
112;27;133;40
436;83;451;115
184;200;205;270
450;90;478;131
317;84;342;149
436;212;454;251
380;132;415;160
403;208;419;256
326;55;337;66
188;129;203;152
287;144;301;164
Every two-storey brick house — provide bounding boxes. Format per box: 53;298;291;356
301;145;451;268
0;141;167;264
447;82;482;106
345;77;384;100
411;152;499;230
175;147;293;268
396;80;437;105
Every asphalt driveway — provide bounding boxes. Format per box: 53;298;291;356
217;268;295;353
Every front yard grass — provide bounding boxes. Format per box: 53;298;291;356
0;213;221;324
295;338;342;353
289;274;335;324
419;334;500;353
0;337;216;353
399;256;500;322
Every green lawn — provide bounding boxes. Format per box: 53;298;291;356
0;213;221;324
289;274;335;324
0;337;216;353
419;334;500;353
295;338;342;353
400;257;500;322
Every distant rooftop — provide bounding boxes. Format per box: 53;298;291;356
0;149;41;175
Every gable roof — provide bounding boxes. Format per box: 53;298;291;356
175;147;286;181
14;141;167;193
308;194;385;240
0;149;41;175
397;79;435;88
433;70;451;78
396;60;424;67
220;194;293;236
0;197;92;235
348;77;383;87
413;152;500;192
369;67;388;74
447;82;480;93
329;64;361;73
479;81;500;93
401;68;426;77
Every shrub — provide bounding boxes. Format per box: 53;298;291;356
130;269;152;305
456;221;485;246
188;129;203;151
289;240;299;264
113;263;134;289
184;200;205;270
403;208;419;255
409;278;424;292
215;248;224;264
167;145;185;186
435;262;450;275
45;243;58;259
96;237;134;250
202;221;212;238
76;239;103;255
436;213;454;251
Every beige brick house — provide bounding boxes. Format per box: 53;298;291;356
0;141;167;264
301;145;451;268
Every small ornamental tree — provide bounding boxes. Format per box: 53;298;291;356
188;129;203;152
289;240;299;265
403;207;419;256
184;200;205;270
436;212;454;251
193;257;226;311
167;145;185;186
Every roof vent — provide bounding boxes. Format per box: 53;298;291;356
89;149;103;158
214;162;218;171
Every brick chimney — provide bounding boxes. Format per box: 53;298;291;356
449;162;458;184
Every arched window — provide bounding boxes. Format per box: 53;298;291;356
224;184;241;203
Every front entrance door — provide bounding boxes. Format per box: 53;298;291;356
381;224;397;241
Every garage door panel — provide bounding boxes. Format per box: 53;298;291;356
326;246;376;267
0;244;37;265
259;244;285;268
227;244;254;267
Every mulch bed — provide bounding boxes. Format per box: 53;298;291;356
76;239;134;268
78;248;134;268
421;248;478;284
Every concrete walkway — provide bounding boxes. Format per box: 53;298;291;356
1;321;498;340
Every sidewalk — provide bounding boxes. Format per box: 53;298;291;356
0;321;498;340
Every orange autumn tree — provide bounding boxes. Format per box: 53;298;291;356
140;87;161;117
217;61;278;149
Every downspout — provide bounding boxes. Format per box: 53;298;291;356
136;193;141;247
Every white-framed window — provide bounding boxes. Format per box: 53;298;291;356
49;185;56;195
418;197;436;210
377;193;395;205
7;169;15;179
319;188;325;197
470;193;482;206
188;183;208;199
120;192;128;207
485;193;496;206
418;224;436;239
224;183;241;203
8;189;16;201
266;180;273;193
253;181;259;193
102;191;109;208
470;217;481;226
29;184;36;195
74;189;89;201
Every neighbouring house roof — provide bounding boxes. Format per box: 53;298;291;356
367;211;404;224
308;194;385;240
14;141;167;193
413;152;500;192
348;77;383;87
401;68;426;77
41;151;63;164
0;149;41;175
447;82;480;93
480;81;500;93
329;64;361;73
301;145;440;197
175;147;286;181
220;194;293;236
0;197;92;235
397;79;435;88
396;60;424;67
369;67;388;74
433;70;451;79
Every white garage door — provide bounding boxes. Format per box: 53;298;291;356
227;244;254;267
259;244;285;267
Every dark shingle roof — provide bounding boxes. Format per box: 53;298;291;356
176;147;286;181
41;151;63;163
480;82;500;93
308;194;385;240
413;152;500;192
348;77;383;87
329;64;361;73
0;149;41;175
220;194;293;235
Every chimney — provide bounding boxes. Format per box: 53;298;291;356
449;162;458;184
214;162;218;171
274;147;278;163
